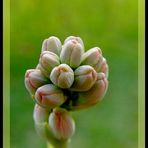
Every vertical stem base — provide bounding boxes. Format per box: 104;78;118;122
47;140;68;148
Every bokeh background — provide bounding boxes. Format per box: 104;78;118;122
10;0;138;148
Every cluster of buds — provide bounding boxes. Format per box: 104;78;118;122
24;36;109;147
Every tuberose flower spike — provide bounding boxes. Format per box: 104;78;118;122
24;36;109;148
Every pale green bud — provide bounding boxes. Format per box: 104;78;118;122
41;36;62;55
70;65;97;92
39;51;60;75
69;73;108;110
50;64;74;89
34;122;49;140
33;104;50;124
35;121;69;147
81;47;103;67
36;64;50;78
35;84;67;108
36;64;41;69
64;36;84;48
24;69;48;96
60;40;84;68
33;104;64;144
48;108;75;140
34;120;56;142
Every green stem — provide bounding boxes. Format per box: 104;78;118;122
47;140;68;148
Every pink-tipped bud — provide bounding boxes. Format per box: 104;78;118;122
33;104;58;143
48;108;75;140
64;36;84;48
39;51;60;75
81;47;102;67
50;64;74;89
33;104;50;124
97;58;109;78
24;69;48;96
69;72;108;110
41;36;62;55
70;65;97;92
35;84;67;109
60;40;84;68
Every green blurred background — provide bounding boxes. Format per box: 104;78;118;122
10;0;138;148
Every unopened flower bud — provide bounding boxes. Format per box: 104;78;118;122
60;40;84;68
70;65;97;91
50;64;74;89
70;73;108;110
64;36;84;48
24;69;48;96
97;58;109;78
36;64;51;78
33;105;59;143
33;104;50;124
34;120;53;141
41;36;62;55
39;51;60;75
81;47;103;67
48;108;75;140
35;84;67;108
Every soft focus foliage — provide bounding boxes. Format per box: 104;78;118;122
11;0;138;148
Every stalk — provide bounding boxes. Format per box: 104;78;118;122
47;141;68;148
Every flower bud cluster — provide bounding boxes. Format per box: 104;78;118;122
24;36;109;143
